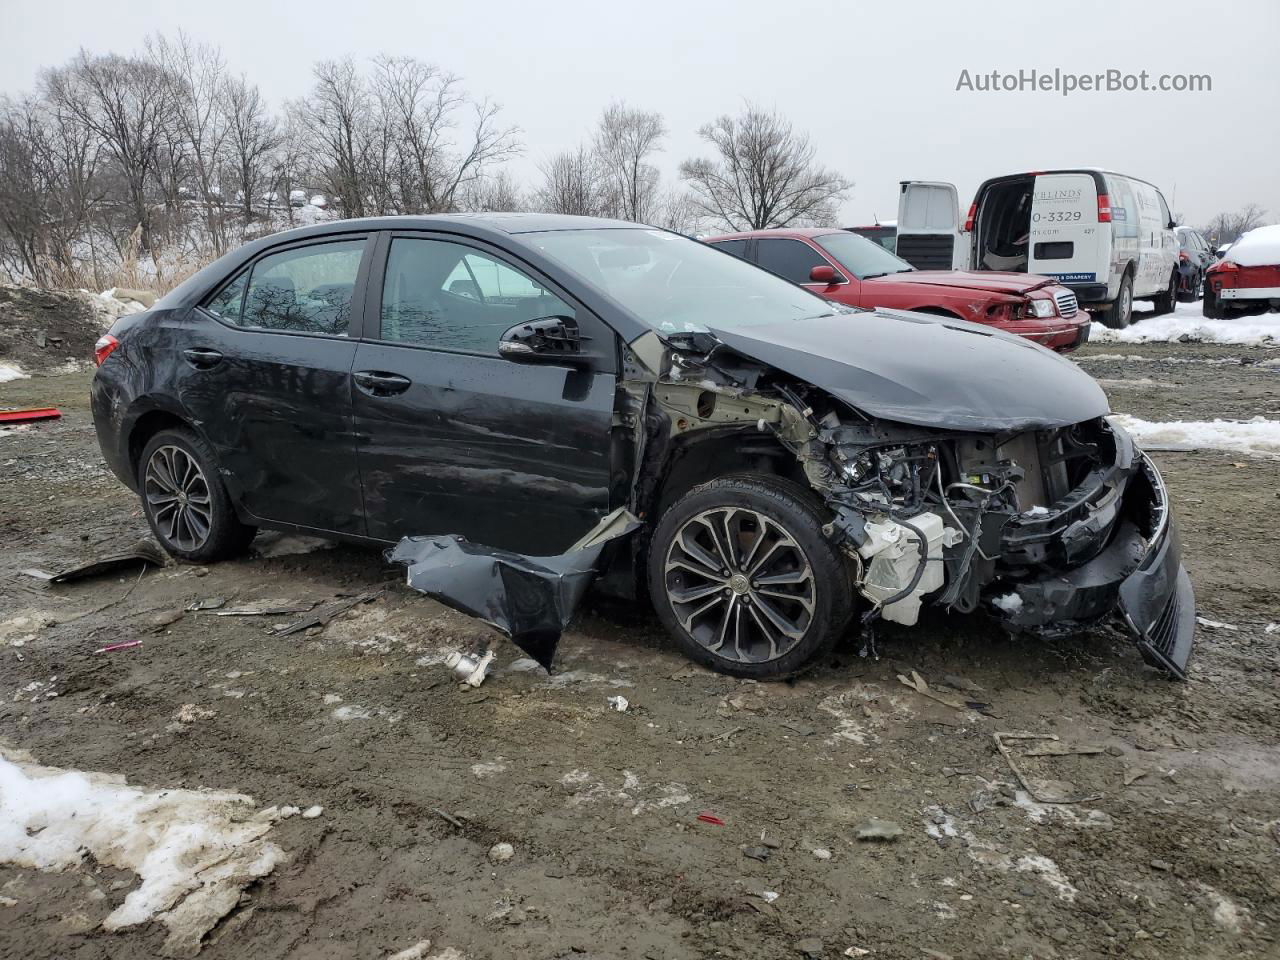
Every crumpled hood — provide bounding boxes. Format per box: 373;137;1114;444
865;270;1057;295
705;309;1109;432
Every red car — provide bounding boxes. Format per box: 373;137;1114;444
1204;225;1280;319
704;228;1090;352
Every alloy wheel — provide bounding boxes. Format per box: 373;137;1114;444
1120;283;1132;324
663;507;816;663
144;445;213;551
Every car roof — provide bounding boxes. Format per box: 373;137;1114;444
704;227;844;242
259;212;643;245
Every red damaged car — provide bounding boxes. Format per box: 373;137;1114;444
705;228;1090;352
1204;224;1280;319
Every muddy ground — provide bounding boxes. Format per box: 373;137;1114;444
1;330;1278;959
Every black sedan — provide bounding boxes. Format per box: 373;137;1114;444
92;214;1196;679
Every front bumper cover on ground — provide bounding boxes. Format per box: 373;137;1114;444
992;454;1196;678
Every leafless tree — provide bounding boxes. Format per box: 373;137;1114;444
292;58;373;218
459;169;525;212
221;74;280;228
1203;203;1268;247
651;187;704;237
42;50;173;256
534;146;608;217
680;104;852;231
593;101;665;222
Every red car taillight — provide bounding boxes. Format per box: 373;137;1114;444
1096;194;1112;223
1178;251;1189;261
94;334;120;366
963;202;977;232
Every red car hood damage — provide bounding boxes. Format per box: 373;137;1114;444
866;270;1057;295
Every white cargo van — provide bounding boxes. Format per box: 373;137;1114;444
896;171;1180;328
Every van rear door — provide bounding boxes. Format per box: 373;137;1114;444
1027;173;1105;286
896;181;965;270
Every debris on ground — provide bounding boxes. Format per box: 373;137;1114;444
93;640;142;654
696;813;725;826
487;842;514;864
0;407;61;424
209;600;316;617
444;649;495;687
897;670;967;711
743;845;772;862
855;819;903;841
47;540;167;584
607;695;629;712
272;591;382;636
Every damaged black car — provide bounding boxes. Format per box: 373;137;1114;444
91;214;1196;679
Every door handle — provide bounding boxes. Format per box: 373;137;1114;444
354;371;412;396
183;348;223;369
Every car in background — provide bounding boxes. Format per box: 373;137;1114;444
1204;224;1280;318
704;228;1089;352
1175;227;1213;301
846;221;897;254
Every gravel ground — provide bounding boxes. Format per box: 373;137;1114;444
1;333;1278;960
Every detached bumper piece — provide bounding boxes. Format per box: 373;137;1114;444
389;508;641;671
992;454;1196;679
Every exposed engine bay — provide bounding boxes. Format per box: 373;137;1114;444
618;325;1194;678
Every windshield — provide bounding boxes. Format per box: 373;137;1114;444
525;228;840;334
812;232;916;280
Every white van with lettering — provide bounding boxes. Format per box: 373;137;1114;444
896;171;1180;328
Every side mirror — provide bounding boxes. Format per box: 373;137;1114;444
1168;219;1177;230
809;264;845;285
498;316;587;365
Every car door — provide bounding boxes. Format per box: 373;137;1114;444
351;231;618;554
183;234;371;535
754;237;856;306
896;181;965;269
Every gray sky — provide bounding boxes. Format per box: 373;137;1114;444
6;0;1278;227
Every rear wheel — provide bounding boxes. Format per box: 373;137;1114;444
139;428;256;563
647;475;854;680
1152;271;1178;315
1202;284;1226;319
1099;275;1133;329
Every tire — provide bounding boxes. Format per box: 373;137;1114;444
1202;284;1226;319
647;474;854;680
1176;270;1200;303
1099;274;1133;329
1152;270;1178;315
138;428;256;563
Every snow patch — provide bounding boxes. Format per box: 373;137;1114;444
0;363;30;382
992;592;1024;614
1111;414;1280;458
1090;300;1280;345
0;746;287;955
1015;854;1078;902
1223;224;1280;267
558;768;691;816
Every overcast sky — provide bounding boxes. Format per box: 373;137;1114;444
6;0;1277;227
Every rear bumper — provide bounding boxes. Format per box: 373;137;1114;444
1219;285;1280;301
989;452;1196;678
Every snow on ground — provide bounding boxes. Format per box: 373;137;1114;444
0;746;289;956
0;362;30;382
1091;300;1280;345
1112;414;1280;459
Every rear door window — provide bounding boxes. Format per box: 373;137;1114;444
224;239;367;335
755;238;829;284
708;239;750;261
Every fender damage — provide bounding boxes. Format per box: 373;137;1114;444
394;310;1196;678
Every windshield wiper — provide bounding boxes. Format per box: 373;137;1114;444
861;272;890;280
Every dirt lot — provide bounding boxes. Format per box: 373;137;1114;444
2;330;1279;959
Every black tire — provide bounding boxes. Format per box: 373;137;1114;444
1176;269;1204;303
1202;284;1226;319
1152;270;1178;315
647;474;854;680
138;428;256;563
1099;274;1133;329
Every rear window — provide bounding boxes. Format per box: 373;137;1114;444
1033;241;1074;260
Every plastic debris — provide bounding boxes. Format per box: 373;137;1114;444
49;540;167;584
488;842;514;863
855;818;903;841
607;695;629;712
696;812;725;826
94;640;142;654
300;805;323;819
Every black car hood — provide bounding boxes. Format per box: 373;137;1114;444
705;309;1108;432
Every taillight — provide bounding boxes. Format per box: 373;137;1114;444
94;334;120;366
1178;251;1189;261
963;202;977;232
1096;194;1112;223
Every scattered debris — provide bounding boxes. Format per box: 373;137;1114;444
48;540;167;584
174;704;216;724
94;640;142;654
184;598;227;612
445;650;495;687
897;670;967;711
488;842;515;864
210;601;316;617
759;891;780;903
708;726;743;742
434;809;465;829
811;847;832;860
607;695;629;712
387;940;434;960
696;813;725;826
0;406;61;424
272;591;382;636
1196;616;1239;631
855;818;903;841
844;948;872;957
300;805;323;819
1021;742;1106;757
993;732;1102;804
743;845;772;862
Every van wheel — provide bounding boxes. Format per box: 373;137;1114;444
139;428;256;563
1152;271;1178;315
647;475;854;680
1100;275;1133;329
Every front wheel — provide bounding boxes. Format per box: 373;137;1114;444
647;475;854;680
138;428;256;563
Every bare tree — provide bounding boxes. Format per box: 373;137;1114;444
680;104;852;231
534;146;608;217
459;169;525;212
593;101;665;222
652;187;704;237
42;51;173;256
293;58;373;218
1203;203;1268;248
221;74;279;229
